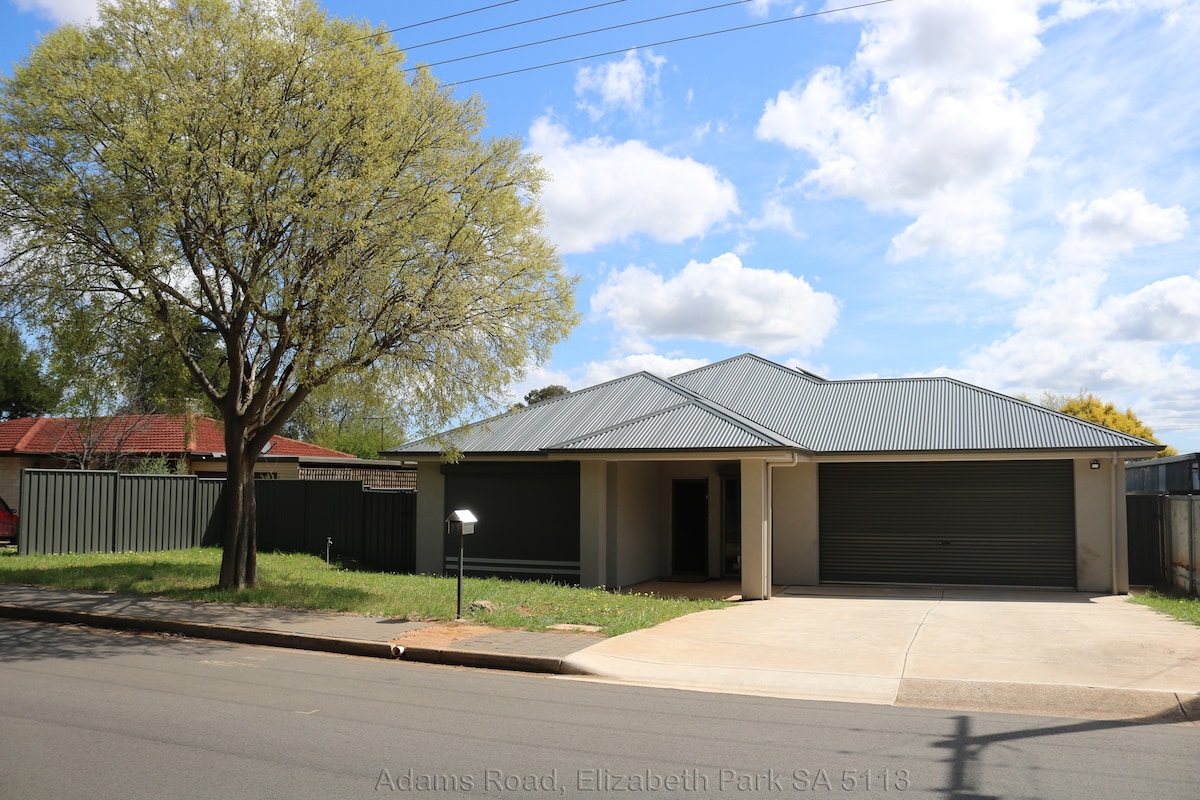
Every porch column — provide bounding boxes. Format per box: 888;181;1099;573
740;458;771;600
579;460;607;587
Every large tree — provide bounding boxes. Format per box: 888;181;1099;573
0;0;577;588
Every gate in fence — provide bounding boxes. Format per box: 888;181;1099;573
1126;492;1200;595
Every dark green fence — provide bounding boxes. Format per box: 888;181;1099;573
16;470;415;573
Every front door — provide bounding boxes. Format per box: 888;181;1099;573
672;480;708;576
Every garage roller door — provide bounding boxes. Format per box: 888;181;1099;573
819;461;1076;587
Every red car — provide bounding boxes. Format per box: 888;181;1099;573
0;496;17;545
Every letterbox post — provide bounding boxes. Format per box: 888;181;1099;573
445;510;477;619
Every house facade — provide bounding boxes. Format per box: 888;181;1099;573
390;355;1160;598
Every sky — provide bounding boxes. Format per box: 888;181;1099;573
3;0;1199;451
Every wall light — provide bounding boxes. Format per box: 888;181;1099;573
1090;459;1101;470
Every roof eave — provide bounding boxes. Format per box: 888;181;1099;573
813;445;1164;460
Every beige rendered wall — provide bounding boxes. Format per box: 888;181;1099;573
414;461;446;575
0;460;25;510
1074;456;1128;593
740;458;770;600
579;460;607;587
610;461;660;587
771;461;819;586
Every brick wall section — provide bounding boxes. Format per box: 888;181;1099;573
299;465;416;489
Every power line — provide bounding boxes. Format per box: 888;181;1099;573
345;0;523;43
401;0;628;53
402;0;757;73
449;0;895;85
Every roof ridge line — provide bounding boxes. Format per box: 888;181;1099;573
639;372;805;450
545;399;789;451
15;417;48;451
667;363;820;449
544;400;698;449
387;371;664;453
669;352;826;382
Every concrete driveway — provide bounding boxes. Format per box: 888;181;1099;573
563;586;1200;722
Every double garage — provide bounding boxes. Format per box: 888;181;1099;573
817;460;1077;588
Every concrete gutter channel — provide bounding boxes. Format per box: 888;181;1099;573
0;603;402;662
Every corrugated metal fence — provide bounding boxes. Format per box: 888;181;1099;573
16;470;415;574
1126;493;1200;595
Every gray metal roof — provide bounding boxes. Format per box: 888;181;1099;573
391;353;1162;456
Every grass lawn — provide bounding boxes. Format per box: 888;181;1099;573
1128;590;1200;627
0;548;727;636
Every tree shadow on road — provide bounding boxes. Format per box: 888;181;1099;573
0;619;225;664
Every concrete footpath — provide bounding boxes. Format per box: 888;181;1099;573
2;583;1199;724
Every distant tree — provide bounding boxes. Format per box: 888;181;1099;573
55;413;157;471
0;0;577;589
1049;392;1177;458
282;372;406;459
512;384;570;409
45;300;222;417
0;322;59;419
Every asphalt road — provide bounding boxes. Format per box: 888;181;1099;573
1;620;1196;800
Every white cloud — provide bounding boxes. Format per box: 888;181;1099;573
756;0;1044;260
527;118;739;254
746;0;796;17
940;194;1197;446
591;252;838;355
575;50;665;120
1052;0;1197;24
1100;274;1200;342
578;353;711;386
744;197;800;234
13;0;98;23
973;271;1032;298
1056;189;1189;266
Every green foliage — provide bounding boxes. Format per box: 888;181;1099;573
124;455;189;475
1051;392;1177;457
282;371;406;459
0;549;726;636
510;384;570;410
0;322;59;418
0;0;577;586
524;384;570;405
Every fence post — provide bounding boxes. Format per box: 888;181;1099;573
1191;497;1197;597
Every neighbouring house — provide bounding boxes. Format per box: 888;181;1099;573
0;414;415;508
388;354;1160;598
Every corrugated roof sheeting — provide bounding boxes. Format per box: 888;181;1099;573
391;353;1160;456
394;372;689;453
801;378;1155;452
673;356;1155;453
551;402;783;451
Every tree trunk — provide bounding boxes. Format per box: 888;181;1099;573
218;418;258;590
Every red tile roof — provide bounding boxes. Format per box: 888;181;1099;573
0;415;355;459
